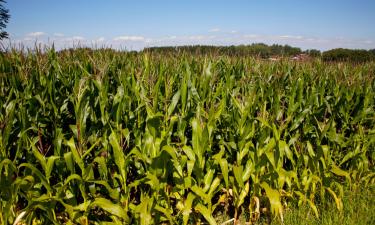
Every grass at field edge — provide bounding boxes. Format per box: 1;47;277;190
216;185;374;225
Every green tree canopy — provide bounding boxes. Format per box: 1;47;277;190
322;48;374;63
0;0;10;40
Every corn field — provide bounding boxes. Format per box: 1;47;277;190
0;48;374;224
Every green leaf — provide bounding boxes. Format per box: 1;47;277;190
45;156;59;180
87;180;119;200
260;182;283;219
219;159;229;188
208;177;221;197
233;165;244;188
191;185;209;203
167;90;180;116
182;145;195;161
306;141;316;158
235;181;249;208
307;199;319;218
195;203;217;225
109;131;127;184
242;160;253;182
90;198;128;220
279;140;295;165
67;138;85;173
331;164;351;182
183;193;195;225
326;187;343;211
64;152;74;173
18;163;52;193
203;169;215;192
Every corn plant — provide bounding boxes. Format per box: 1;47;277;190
0;47;374;224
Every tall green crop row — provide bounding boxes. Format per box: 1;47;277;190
0;48;374;224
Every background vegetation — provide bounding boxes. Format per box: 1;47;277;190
144;44;375;62
144;44;303;58
0;0;10;40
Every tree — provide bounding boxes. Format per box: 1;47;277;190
369;49;375;58
322;48;373;62
305;49;321;57
0;0;10;40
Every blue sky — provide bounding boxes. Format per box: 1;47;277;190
4;0;375;50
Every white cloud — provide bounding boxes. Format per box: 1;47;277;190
208;28;220;32
243;34;259;38
26;32;46;37
158;36;177;41
305;38;316;41
55;36;86;44
278;35;304;40
144;38;154;43
188;35;216;40
72;36;85;41
8;31;375;51
113;36;145;41
96;37;105;42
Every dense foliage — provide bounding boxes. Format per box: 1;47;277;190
144;44;304;58
0;0;10;40
0;48;374;224
322;48;375;63
145;45;375;63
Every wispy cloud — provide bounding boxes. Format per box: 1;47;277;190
113;36;145;41
243;34;259;38
96;37;105;42
9;31;375;51
26;32;46;37
363;40;373;44
59;36;86;42
188;35;216;40
278;35;304;40
72;36;85;41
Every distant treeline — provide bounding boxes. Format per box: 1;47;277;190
322;48;375;63
144;44;375;62
144;43;303;58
